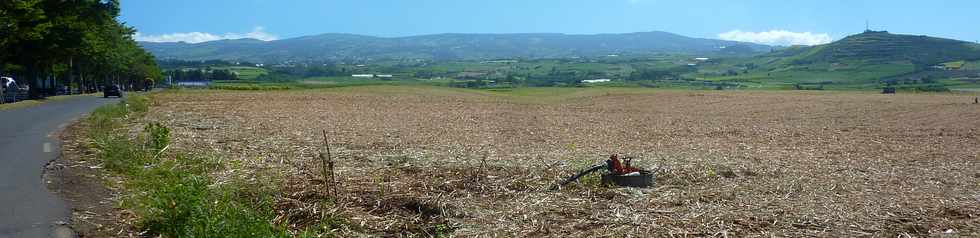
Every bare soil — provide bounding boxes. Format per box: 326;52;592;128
141;87;980;237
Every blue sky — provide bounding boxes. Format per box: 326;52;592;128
122;0;980;45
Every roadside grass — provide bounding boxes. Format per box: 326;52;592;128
84;93;334;237
0;100;41;111
0;93;99;111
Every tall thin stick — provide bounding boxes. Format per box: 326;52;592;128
319;151;330;197
321;130;337;198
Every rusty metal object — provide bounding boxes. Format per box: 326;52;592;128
601;171;655;188
552;154;655;190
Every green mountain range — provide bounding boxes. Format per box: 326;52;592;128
139;31;772;62
147;30;980;90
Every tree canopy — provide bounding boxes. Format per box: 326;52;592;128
1;0;160;98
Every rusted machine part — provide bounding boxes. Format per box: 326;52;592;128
601;171;655;188
606;154;642;175
551;154;655;190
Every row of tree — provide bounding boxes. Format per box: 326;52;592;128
166;69;239;82
267;64;346;78
626;66;695;81
1;0;161;98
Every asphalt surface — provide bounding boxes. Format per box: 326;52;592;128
0;95;117;238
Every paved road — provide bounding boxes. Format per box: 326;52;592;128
0;95;117;238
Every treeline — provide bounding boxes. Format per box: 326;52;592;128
166;68;239;82
255;64;347;81
158;59;257;70
1;0;160;98
627;66;696;81
271;64;346;78
448;67;602;88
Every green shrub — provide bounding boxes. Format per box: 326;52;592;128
88;96;155;173
125;94;150;113
131;159;210;236
92;135;152;173
144;122;171;154
128;157;283;237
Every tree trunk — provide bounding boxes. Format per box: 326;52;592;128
26;65;41;99
49;71;56;96
68;57;74;95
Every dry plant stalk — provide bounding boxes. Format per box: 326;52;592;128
320;129;337;199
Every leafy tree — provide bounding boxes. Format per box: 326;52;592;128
211;69;239;81
1;0;160;98
0;0;50;61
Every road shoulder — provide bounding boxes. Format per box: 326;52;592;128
43;118;138;237
0;94;101;111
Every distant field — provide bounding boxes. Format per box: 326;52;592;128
192;53;980;92
146;86;980;237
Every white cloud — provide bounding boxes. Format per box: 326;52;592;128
135;26;278;43
718;30;832;46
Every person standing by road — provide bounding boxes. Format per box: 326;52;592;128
1;77;13;104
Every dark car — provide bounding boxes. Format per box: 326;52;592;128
103;85;123;98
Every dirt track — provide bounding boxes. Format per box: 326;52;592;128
144;87;980;237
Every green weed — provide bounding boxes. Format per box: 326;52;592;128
84;94;342;237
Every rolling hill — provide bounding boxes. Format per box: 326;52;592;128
728;31;980;85
770;31;980;67
140;31;771;63
675;31;980;90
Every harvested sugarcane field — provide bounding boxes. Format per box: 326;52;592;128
11;2;980;238
127;86;978;237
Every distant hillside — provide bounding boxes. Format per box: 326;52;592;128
736;31;980;83
773;31;980;67
140;31;771;62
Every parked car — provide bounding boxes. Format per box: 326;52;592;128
103;85;123;98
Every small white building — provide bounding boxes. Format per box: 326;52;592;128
352;74;375;78
481;60;519;64
582;79;612;84
176;81;210;88
376;74;394;78
695;58;710;61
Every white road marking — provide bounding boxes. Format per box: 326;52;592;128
43;143;52;153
